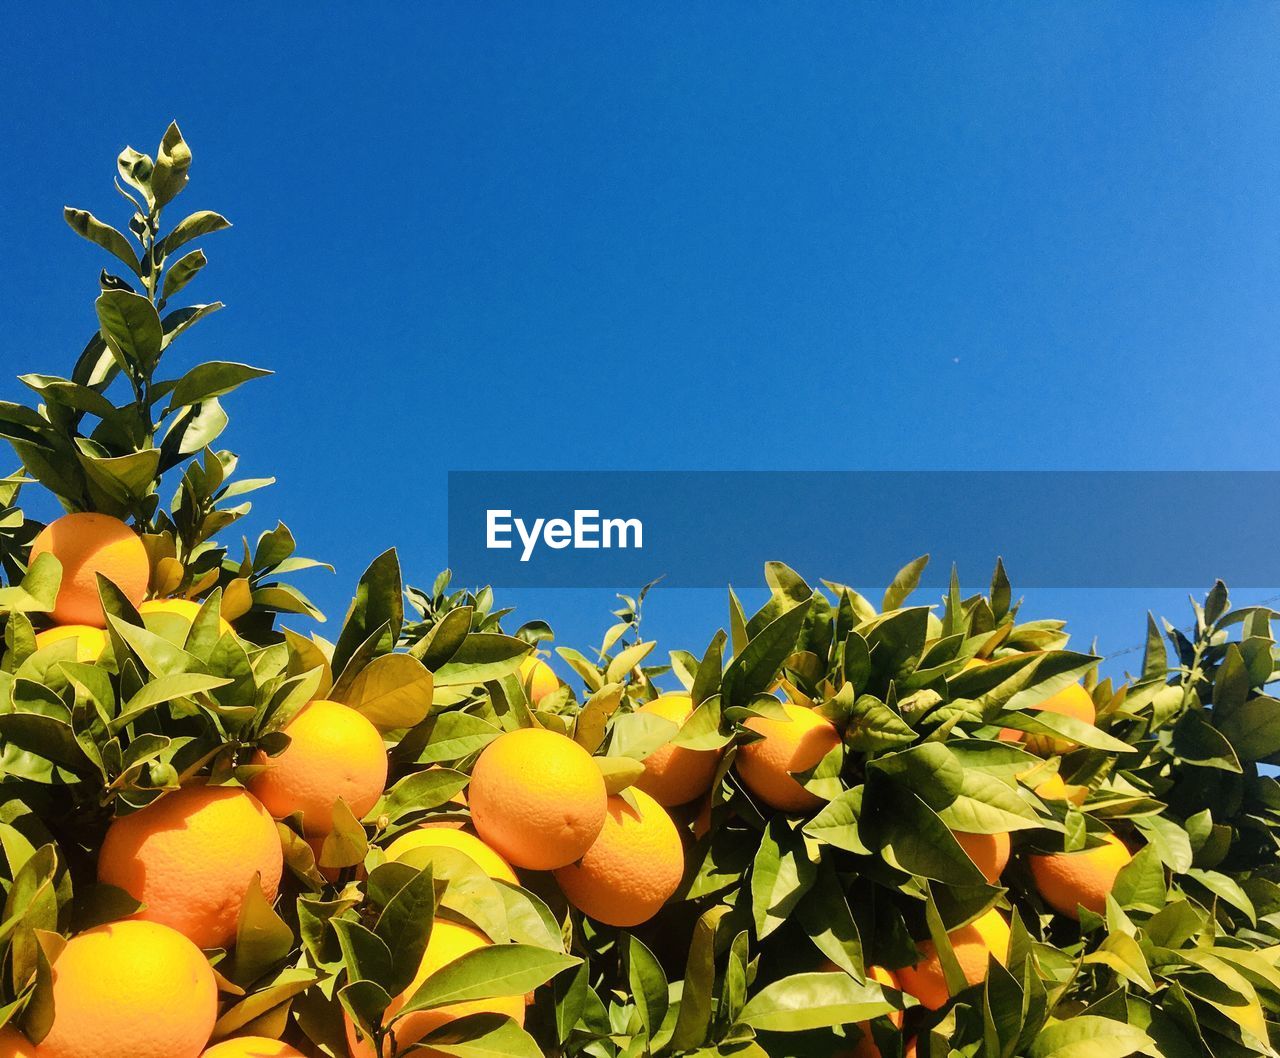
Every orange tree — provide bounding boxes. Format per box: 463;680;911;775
0;127;1275;1058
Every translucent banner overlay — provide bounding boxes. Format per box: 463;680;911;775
447;471;1280;589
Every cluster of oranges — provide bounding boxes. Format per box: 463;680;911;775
826;678;1136;1057
8;512;1140;1058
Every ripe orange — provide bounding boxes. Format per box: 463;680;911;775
954;831;1011;885
385;827;519;885
554;788;684;927
633;694;720;807
1029;832;1132;919
98;785;284;950
469;727;606;870
33;624;107;662
39;920;217;1058
734;703;840;812
0;1026;34;1057
29;512;149;627
998;683;1095;755
1032;771;1087;806
200;1040;305;1057
519;655;559;704
140;598;235;639
344;920;524;1058
897;909;1010;1010
248;700;388;836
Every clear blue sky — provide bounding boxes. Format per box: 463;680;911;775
3;5;1279;679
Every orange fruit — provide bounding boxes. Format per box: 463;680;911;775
200;1040;305;1058
954;831;1011;885
1029;832;1132;919
140;598;235;639
998;683;1095;755
633;694;721;807
38;920;217;1058
344;920;524;1058
833;964;902;1058
32;624;107;662
734;703;840;812
554;788;684;927
98;785;283;950
469;727;606;870
519;655;559;704
897;909;1010;1010
29;513;149;627
1032;771;1087;806
0;1026;35;1057
385;827;519;885
248;700;388;836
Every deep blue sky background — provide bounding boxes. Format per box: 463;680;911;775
3;5;1280;682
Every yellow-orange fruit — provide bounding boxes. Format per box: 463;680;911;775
344;921;524;1058
200;1040;305;1058
385;827;519;885
998;683;1096;755
518;655;560;703
0;1026;35;1058
734;703;840;812
469;727;606;870
33;624;107;662
897;909;1010;1010
1033;771;1088;806
1029;832;1132;919
634;694;721;807
98;785;283;950
29;513;149;627
954;831;1011;885
140;598;234;639
248;700;388;836
38;920;217;1058
554;788;684;927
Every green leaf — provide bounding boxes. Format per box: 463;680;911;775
409;712;501;765
168;361;272;408
230;876;294;986
1083;933;1156;992
418;1013;544;1058
151;121;191;207
722;599;811;708
1028;1016;1154;1058
433;634;530;687
883;554;930;611
110;673;232;732
160;248;206;302
670;905;730;1051
628;935;668;1041
371;768;468;824
63;208;140;276
158;210;231;258
398;945;578;1017
375;864;437;996
332;549;403;679
0;552;62;614
751;818;816;939
339;652;434;732
736;971;895;1032
804;787;870;855
96;289;163;373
